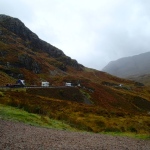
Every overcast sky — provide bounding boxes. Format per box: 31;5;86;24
1;0;150;70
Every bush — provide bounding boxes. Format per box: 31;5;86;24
105;127;120;132
35;106;41;114
0;91;4;97
59;90;64;96
128;126;137;133
96;120;106;128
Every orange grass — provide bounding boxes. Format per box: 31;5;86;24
0;89;150;135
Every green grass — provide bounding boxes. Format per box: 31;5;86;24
0;104;77;131
0;104;149;139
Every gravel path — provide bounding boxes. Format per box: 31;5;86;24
0;119;150;150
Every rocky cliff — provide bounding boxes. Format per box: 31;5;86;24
0;14;83;74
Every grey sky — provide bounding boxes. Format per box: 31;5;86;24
0;0;150;70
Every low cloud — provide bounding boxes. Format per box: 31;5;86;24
1;0;150;70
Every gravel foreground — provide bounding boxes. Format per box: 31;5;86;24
0;119;150;150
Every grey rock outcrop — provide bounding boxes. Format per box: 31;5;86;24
18;54;41;74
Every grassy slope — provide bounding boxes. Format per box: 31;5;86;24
0;102;149;140
0;104;77;131
0;89;150;139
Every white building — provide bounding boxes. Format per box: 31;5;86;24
41;82;49;87
65;82;72;87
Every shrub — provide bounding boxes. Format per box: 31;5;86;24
35;106;41;114
59;90;64;96
105;127;120;132
96;120;106;128
128;126;137;133
0;91;4;97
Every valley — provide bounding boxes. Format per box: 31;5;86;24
0;14;150;140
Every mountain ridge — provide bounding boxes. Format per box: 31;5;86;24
102;51;150;78
0;14;83;72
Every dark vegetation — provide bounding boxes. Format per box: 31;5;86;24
26;87;85;103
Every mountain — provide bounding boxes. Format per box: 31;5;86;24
1;14;150;114
0;14;83;73
102;52;150;78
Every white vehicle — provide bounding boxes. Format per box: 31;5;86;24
65;82;72;87
41;82;49;87
16;79;25;86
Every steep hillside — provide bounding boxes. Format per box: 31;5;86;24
0;71;16;86
1;14;150;115
0;14;83;84
0;14;132;85
102;52;150;78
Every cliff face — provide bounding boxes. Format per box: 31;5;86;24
0;14;83;73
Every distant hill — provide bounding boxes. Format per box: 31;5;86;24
102;52;150;78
